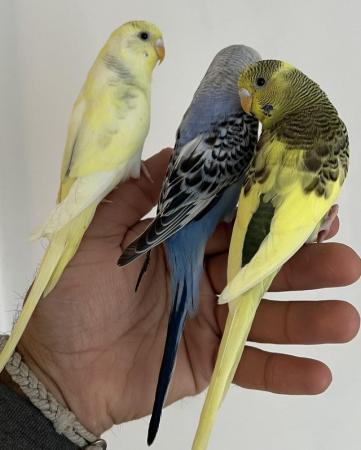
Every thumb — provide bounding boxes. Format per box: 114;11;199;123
87;149;172;236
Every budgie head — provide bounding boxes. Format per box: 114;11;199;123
178;45;261;145
192;45;261;104
238;60;324;128
105;20;165;74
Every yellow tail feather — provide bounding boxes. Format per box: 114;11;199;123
0;237;65;373
0;205;96;373
43;205;95;296
192;276;274;450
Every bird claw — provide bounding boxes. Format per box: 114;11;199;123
141;161;154;183
317;204;339;243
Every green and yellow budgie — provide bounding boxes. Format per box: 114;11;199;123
192;60;349;449
0;20;165;373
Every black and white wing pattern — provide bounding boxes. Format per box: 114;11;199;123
118;113;258;266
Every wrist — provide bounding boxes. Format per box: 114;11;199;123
1;333;107;448
18;334;112;437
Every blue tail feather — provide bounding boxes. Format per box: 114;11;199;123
147;281;189;445
147;182;242;444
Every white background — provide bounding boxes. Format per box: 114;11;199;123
0;1;360;449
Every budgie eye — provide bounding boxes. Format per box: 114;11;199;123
139;31;150;41
255;77;266;87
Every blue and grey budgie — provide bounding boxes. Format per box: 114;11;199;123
117;45;260;445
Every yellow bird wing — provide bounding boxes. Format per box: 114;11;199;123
57;96;86;202
221;189;341;305
34;79;150;238
57;78;150;201
220;146;344;304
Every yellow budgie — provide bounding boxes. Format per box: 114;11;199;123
0;20;165;373
192;60;349;449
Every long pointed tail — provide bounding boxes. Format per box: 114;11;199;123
0;237;64;373
192;278;272;450
0;206;96;373
147;281;189;445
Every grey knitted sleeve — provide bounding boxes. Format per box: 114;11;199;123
0;383;78;450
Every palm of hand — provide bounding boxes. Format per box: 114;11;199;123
19;149;360;436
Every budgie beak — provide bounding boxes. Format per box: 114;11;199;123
239;88;252;114
155;38;165;63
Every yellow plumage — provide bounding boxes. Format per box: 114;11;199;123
0;20;164;373
192;137;345;450
192;58;349;449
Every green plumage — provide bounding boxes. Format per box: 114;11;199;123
242;195;275;267
241;62;349;200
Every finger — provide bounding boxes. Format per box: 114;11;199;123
233;346;332;394
214;299;360;345
272;242;361;291
89;149;172;234
206;243;361;296
249;299;360;344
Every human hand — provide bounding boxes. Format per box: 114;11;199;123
17;149;360;436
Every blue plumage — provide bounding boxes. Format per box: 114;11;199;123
147;183;241;444
118;45;260;445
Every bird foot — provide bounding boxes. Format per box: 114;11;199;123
317;204;339;243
